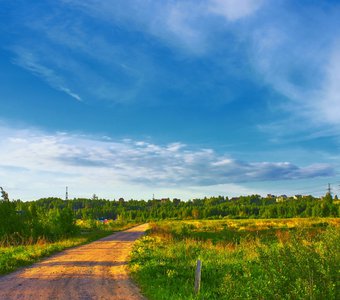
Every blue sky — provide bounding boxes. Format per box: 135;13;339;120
1;0;340;200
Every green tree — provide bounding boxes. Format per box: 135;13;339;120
0;187;9;201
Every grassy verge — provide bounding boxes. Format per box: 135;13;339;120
130;218;340;300
0;221;138;275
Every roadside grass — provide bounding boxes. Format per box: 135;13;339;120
0;221;138;275
130;218;340;300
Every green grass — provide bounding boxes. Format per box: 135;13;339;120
0;221;138;275
130;218;340;300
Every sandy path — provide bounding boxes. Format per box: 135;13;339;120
0;224;149;300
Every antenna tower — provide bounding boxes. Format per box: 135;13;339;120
327;183;332;195
66;186;69;201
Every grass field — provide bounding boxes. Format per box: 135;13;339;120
130;218;340;300
0;220;137;275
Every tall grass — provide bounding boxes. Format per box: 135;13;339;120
130;219;340;299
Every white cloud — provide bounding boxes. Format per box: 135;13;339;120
59;87;82;102
0;125;333;200
164;3;207;54
208;0;264;21
212;159;233;166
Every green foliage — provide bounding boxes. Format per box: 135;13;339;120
7;192;338;230
220;229;339;299
0;200;23;237
0;222;138;275
0;187;9;201
1;190;339;248
130;219;340;300
0;204;78;246
45;207;78;239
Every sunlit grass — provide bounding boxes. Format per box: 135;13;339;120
130;218;340;300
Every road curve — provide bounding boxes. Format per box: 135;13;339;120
0;224;149;300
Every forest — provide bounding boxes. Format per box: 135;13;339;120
1;185;339;245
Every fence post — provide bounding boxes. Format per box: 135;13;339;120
194;259;202;295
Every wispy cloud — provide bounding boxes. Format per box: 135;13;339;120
0;125;333;200
246;6;340;129
59;87;82;102
5;0;261;107
0;0;264;107
208;0;264;21
11;47;82;101
3;0;340;132
316;44;340;124
61;0;264;54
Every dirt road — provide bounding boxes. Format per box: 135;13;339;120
0;224;149;300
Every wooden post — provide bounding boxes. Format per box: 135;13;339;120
194;259;202;295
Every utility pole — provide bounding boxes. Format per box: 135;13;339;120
65;186;69;201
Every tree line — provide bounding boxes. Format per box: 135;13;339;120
1;188;339;245
33;193;339;220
